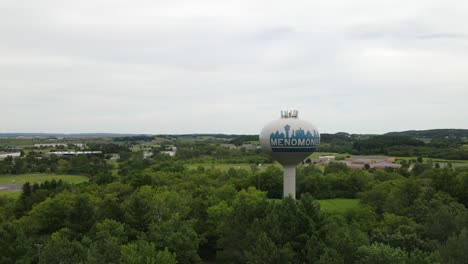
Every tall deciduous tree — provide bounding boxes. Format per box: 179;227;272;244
121;240;177;264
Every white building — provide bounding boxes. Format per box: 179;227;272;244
160;146;177;157
34;143;67;148
318;156;336;162
160;150;176;157
44;151;102;157
0;152;21;160
220;143;238;149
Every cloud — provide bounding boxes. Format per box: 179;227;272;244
0;0;467;134
417;33;468;40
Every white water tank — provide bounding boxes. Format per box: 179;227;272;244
260;110;320;198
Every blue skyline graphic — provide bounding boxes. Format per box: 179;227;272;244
270;125;320;152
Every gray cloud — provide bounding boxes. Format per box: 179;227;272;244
417;33;468;39
1;0;467;134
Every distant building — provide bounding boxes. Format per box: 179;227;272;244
160;146;177;157
0;152;21;160
34;143;67;148
318;156;335;162
345;156;396;164
241;143;256;150
160;151;176;157
370;161;401;170
44;151;102;157
310;156;335;164
220;143;238;149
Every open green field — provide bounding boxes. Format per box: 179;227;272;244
317;198;360;214
0;191;21;199
0;174;89;185
107;160;120;176
185;163;274;171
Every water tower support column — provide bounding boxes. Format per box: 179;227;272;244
283;165;296;199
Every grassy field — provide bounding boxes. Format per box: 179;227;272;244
107;160;120;176
185;163;274;171
0;191;21;199
317;198;360;214
0;174;89;185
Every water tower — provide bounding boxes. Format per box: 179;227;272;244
260;110;320;199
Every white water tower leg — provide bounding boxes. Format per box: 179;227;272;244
283;165;296;199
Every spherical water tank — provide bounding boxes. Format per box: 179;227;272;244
260;110;320;198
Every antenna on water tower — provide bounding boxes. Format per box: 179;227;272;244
260;109;320;199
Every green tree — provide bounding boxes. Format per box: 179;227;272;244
324;219;369;263
206;201;233;237
121;240;177;264
243;232;294;264
455;172;468;207
356;243;408;264
123;186;157;233
40;232;86;264
424;197;468;241
147;215;200;264
255;165;282;198
65;195;95;235
324;162;349;175
87;219;127;264
439;228;468;264
359;181;393;215
317;248;344;264
18;192;74;234
0;221;31;263
56;159;71;174
412;163;431;176
217;188;269;263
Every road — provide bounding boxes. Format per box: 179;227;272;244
0;184;22;192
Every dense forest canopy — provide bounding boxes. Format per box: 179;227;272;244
0;131;467;263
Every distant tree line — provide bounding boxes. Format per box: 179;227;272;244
384;129;468;139
112;135;156;142
86;143;131;154
318;134;468;160
229;135;259;146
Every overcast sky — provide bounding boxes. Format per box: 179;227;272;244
1;0;467;134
